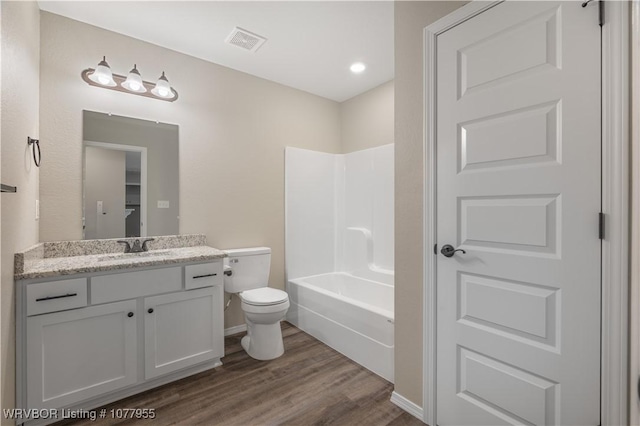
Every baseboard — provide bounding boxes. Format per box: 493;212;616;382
224;324;247;336
390;391;424;422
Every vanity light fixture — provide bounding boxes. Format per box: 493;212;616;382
81;57;178;102
121;64;147;93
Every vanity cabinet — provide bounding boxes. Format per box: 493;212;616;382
26;300;138;410
16;260;224;424
144;286;223;379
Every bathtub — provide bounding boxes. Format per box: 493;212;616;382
286;272;394;382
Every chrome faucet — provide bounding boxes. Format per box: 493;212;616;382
117;238;155;253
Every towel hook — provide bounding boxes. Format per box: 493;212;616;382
27;137;41;167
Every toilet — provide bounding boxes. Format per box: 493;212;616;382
223;247;290;360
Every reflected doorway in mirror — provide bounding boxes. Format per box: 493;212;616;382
83;141;147;240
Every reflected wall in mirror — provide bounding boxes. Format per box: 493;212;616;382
83;111;179;239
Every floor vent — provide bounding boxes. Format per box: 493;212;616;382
225;27;267;53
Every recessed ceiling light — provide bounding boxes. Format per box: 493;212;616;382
350;62;366;74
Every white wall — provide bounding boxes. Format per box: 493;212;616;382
286;144;394;283
1;1;40;422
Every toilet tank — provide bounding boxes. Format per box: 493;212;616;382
223;247;271;293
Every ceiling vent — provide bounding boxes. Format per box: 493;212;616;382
225;27;267;53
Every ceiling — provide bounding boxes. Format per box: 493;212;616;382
38;1;394;102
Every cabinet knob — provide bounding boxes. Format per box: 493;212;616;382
127;312;134;318
148;308;154;314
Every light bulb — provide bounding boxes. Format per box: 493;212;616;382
350;62;366;74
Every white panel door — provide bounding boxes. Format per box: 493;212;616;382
26;300;138;409
144;286;223;379
435;2;600;425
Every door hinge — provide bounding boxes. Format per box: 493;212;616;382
599;0;604;27
599;212;605;240
434;244;438;255
582;0;604;26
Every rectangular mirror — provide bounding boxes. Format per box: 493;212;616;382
83;111;179;239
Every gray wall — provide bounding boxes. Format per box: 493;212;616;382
394;0;468;407
1;1;40;422
340;80;394;153
83;111;180;237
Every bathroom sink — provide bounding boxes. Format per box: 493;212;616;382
98;250;170;262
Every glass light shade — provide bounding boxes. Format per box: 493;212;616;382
151;72;175;99
88;56;116;87
121;64;147;93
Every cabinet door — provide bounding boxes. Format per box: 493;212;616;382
144;286;223;379
26;300;138;409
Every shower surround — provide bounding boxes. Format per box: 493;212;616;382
285;144;394;381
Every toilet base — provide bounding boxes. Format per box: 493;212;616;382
241;321;285;361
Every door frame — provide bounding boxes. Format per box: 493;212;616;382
83;141;148;238
629;1;640;424
422;2;630;425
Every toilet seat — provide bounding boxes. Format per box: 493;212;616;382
240;287;289;306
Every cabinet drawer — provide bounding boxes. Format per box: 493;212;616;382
27;278;87;316
185;262;223;290
91;267;182;305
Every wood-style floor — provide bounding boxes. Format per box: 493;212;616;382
56;322;424;426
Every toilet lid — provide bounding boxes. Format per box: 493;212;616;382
240;288;289;306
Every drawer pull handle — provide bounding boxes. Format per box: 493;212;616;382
127;312;134;318
36;293;78;302
148;308;154;314
192;273;217;279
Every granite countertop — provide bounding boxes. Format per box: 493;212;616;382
15;234;227;280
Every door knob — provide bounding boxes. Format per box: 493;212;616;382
440;244;466;258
